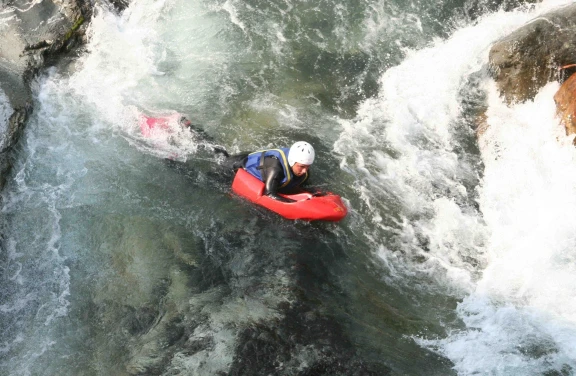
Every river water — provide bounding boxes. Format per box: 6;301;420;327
2;0;576;374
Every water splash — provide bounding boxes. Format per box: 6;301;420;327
333;0;576;372
334;8;533;292
424;82;576;375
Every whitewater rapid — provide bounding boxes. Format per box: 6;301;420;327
2;0;576;374
334;0;576;373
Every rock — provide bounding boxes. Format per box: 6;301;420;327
554;72;576;137
0;0;132;191
0;103;32;189
108;0;130;13
0;0;101;192
489;3;576;104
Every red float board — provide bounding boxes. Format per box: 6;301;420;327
231;168;347;222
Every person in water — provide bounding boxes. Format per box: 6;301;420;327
175;117;315;201
226;141;315;203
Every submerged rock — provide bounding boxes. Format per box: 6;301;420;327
488;3;576;105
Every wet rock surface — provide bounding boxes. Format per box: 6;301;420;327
489;3;576;105
0;0;127;191
554;71;576;138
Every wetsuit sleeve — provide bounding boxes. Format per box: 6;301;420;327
262;157;295;203
225;152;250;171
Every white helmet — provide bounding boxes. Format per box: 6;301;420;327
288;141;315;166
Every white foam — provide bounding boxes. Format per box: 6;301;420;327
334;6;539;291
426;81;576;374
336;0;576;371
221;0;246;32
68;2;167;126
61;0;238;160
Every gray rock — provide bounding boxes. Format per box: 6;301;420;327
0;0;93;190
489;3;576;104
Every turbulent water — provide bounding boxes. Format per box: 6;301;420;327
2;0;576;374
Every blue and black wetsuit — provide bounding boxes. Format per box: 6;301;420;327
227;148;309;202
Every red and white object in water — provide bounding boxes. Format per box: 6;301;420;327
139;113;183;137
231;168;347;222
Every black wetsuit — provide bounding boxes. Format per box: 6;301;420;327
176;118;309;200
226;153;308;202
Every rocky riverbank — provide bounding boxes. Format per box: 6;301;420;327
0;0;130;189
486;3;576;138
